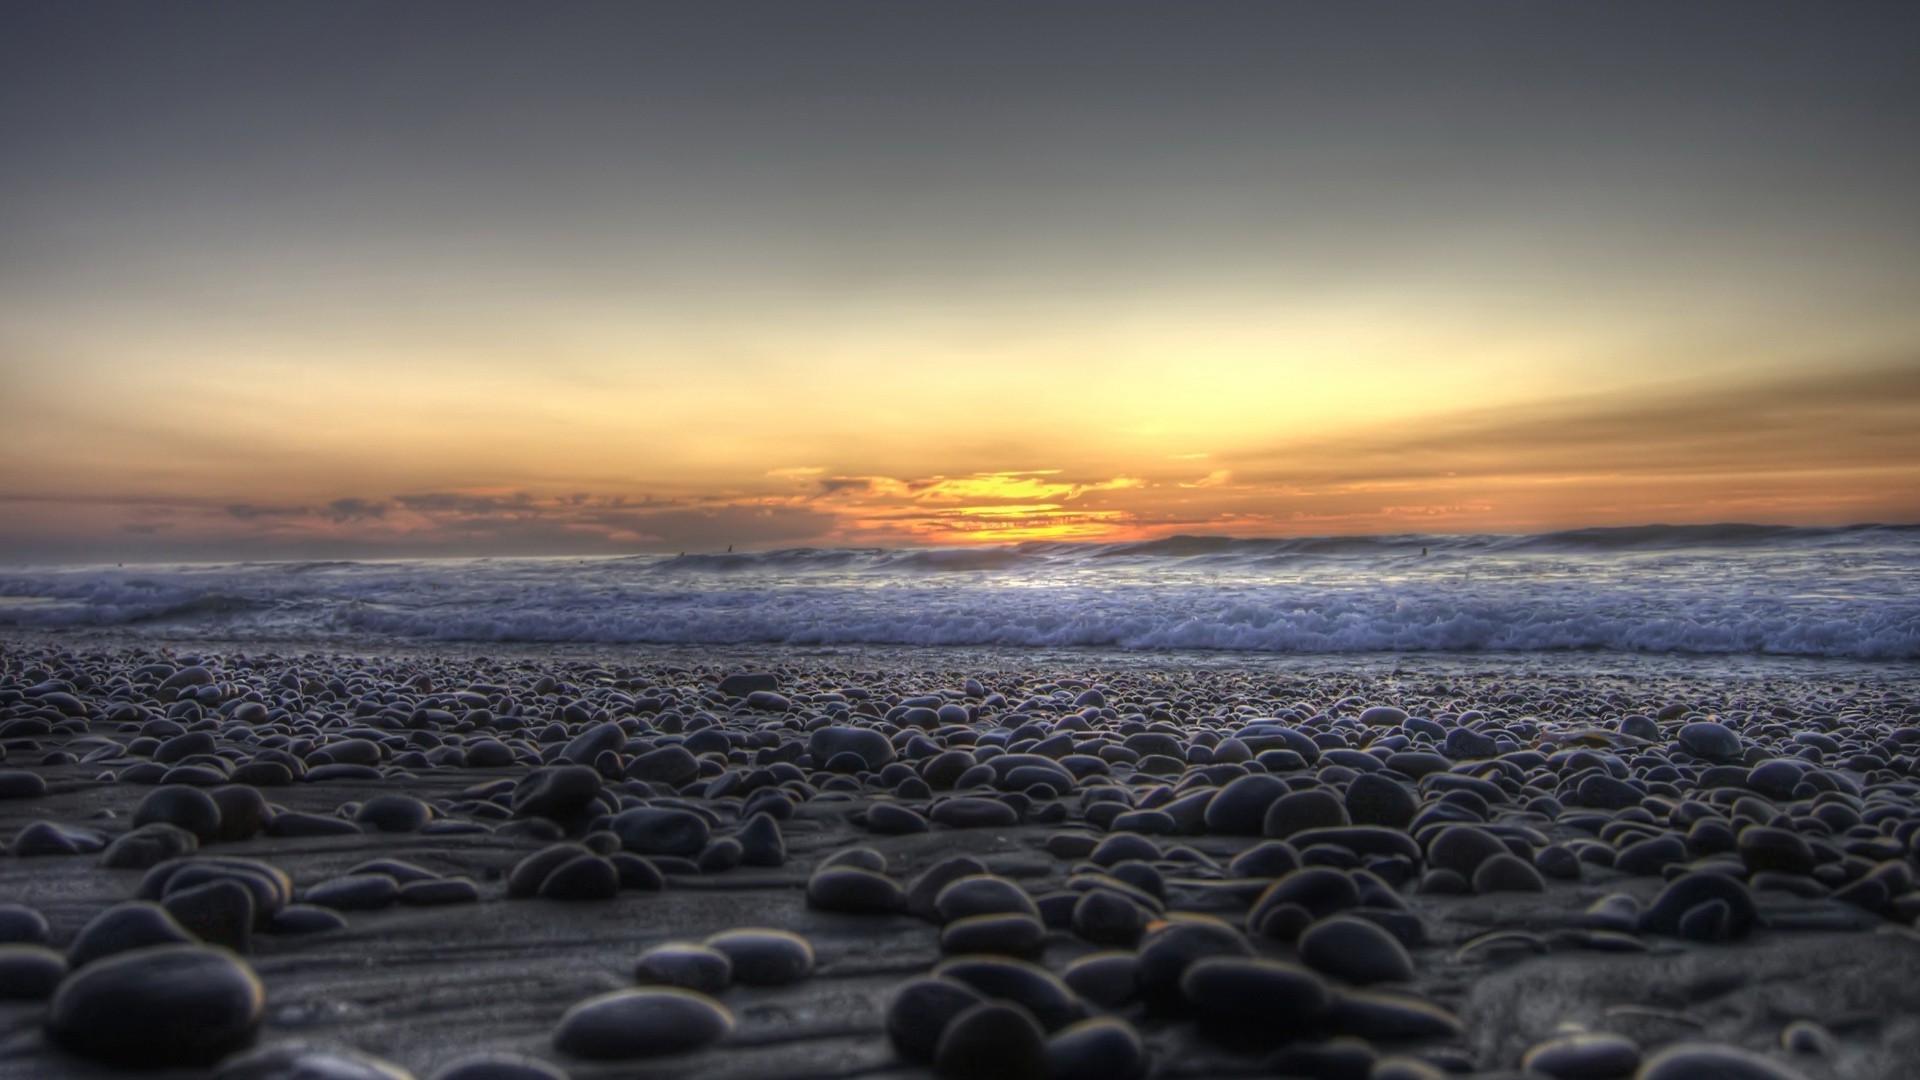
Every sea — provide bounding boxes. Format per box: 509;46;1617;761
1;524;1916;667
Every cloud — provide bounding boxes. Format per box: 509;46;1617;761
1231;361;1920;487
225;503;308;520
324;497;387;522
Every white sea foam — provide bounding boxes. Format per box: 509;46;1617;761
1;525;1916;658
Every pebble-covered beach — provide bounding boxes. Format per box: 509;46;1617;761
3;641;1918;1079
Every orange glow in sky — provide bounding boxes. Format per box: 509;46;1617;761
2;5;1917;560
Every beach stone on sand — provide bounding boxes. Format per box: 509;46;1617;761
703;928;813;985
1264;788;1352;838
67;902;195;969
1178;957;1331;1034
1637;1042;1809;1080
930;797;1019;829
1426;825;1510;878
1343;774;1419;829
304;873;401;911
1678;722;1745;761
1641;872;1761;938
1296;915;1414;985
210;785;272;841
906;856;991;921
162;879;255;952
101;822;199;869
216;1042;415;1080
887;976;990;1063
635;943;732;994
941;912;1048;957
537;854;621;901
807;727;895;770
1135;918;1257;1010
735;813;786;867
935;956;1086;1032
355;794;432;832
1737;826;1817;875
46;944;264;1067
809;867;906;913
1522;1032;1642;1079
612;807;711;857
512;765;603;820
0;945;65;999
133;785;223;843
270;905;349;935
1322;989;1462;1040
1473;853;1547;893
1203;774;1289;835
1261;1039;1378;1079
1359;706;1408;726
428;1054;569;1080
1047;1016;1147;1080
551;988;733;1060
0;904;52;944
936;875;1039;922
717;673;780;697
0;769;47;799
934;1001;1050;1080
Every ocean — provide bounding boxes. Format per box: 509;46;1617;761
2;524;1915;662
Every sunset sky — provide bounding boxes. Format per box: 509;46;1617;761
3;2;1917;560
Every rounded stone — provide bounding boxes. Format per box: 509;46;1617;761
808;867;907;914
612;807;711;858
0;903;52;944
1264;788;1351;838
933;1001;1049;1080
1047;1016;1147;1080
941;913;1048;957
1202;774;1290;835
887;976;989;1063
1472;853;1547;894
133;785;223;844
1637;1042;1809;1080
46;944;264;1067
634;943;732;994
936;875;1039;923
1179;956;1331;1029
354;794;432;833
215;1042;415;1080
550;988;733;1060
67;901;196;970
703;928;813;985
428;1054;570;1080
1296;915;1415;985
0;944;65;999
1523;1032;1642;1079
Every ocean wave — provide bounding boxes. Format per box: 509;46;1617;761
1;525;1915;659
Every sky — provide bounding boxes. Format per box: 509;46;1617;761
2;1;1917;560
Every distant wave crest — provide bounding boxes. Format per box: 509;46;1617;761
1;524;1915;659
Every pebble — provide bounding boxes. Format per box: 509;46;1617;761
635;942;733;994
550;988;733;1059
1637;1042;1810;1079
1296;915;1415;985
612;807;711;857
428;1054;570;1080
1521;1032;1642;1079
1046;1016;1147;1080
215;1041;416;1079
933;1001;1050;1080
46;944;264;1067
67;902;196;969
0;944;66;999
703;928;814;985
